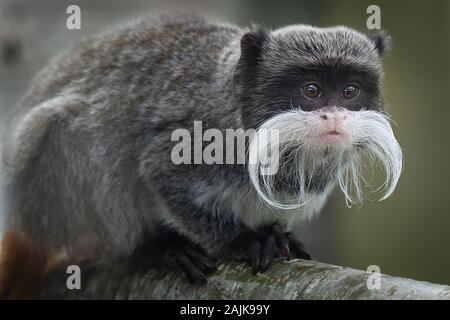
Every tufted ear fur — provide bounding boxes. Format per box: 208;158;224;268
368;30;392;57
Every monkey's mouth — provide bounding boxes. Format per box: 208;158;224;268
326;129;341;136
305;129;350;147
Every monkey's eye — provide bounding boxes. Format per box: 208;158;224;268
343;85;360;99
302;84;322;99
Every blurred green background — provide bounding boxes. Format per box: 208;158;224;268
0;0;449;284
319;0;450;287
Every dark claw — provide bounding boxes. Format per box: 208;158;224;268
184;247;217;274
225;224;312;275
249;242;261;275
271;224;290;258
165;253;188;281
177;253;208;284
135;230;215;284
285;232;311;260
260;235;276;272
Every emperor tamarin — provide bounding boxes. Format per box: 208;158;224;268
0;14;403;296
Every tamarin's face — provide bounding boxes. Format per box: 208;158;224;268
238;26;403;208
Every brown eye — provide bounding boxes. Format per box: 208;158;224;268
343;85;360;99
302;84;321;99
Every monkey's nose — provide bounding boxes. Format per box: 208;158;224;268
319;110;348;122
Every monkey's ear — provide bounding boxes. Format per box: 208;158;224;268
233;28;268;85
368;30;392;57
239;29;267;62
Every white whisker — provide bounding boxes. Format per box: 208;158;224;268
248;109;403;209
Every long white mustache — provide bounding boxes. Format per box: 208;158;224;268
248;110;403;209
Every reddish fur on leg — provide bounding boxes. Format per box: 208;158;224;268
0;230;58;299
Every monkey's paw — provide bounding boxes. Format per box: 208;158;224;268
163;239;217;285
224;223;311;274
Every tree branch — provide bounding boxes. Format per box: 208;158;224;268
41;259;450;299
